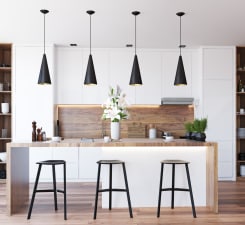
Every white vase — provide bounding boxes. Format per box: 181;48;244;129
111;122;120;140
1;103;9;114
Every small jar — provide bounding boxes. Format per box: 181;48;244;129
41;132;46;141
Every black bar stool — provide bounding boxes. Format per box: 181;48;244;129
27;160;67;220
157;160;196;218
93;160;133;219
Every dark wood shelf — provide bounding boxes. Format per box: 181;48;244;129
0;113;11;116
0;138;11;141
0;67;11;71
0;91;11;94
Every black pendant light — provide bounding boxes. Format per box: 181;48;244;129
38;9;51;85
84;10;97;85
174;12;187;86
129;11;142;86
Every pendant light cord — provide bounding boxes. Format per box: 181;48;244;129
135;15;136;55
179;15;182;56
43;13;46;54
90;14;91;55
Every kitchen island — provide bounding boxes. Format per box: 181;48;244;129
6;138;218;215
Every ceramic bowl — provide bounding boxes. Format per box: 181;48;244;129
165;136;174;141
52;136;61;142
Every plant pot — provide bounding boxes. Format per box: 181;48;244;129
195;132;206;142
190;132;197;140
185;132;192;139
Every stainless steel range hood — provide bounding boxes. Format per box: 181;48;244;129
161;97;194;105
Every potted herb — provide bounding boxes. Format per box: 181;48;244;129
192;118;207;142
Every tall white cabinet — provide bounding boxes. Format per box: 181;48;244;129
13;45;54;141
201;46;236;180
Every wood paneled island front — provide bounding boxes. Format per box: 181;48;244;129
6;139;218;215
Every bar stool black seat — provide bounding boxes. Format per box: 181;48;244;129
93;160;133;219
157;160;196;218
27;160;67;220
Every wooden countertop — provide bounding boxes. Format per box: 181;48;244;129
8;138;217;148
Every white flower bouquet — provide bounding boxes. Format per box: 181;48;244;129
102;85;129;122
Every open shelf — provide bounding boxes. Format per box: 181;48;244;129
0;43;12;186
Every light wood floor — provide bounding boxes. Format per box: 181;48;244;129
0;181;245;224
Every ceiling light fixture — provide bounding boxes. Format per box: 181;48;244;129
38;9;51;85
84;10;97;85
129;11;142;86
174;12;187;86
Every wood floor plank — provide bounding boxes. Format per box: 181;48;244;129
0;181;245;224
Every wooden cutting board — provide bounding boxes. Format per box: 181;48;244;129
128;123;146;138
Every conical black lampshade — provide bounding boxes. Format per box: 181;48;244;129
130;55;142;85
84;54;97;85
38;53;51;84
174;55;187;85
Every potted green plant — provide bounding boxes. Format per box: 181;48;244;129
192;118;207;141
184;122;193;139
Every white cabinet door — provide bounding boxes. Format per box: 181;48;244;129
135;51;162;104
203;80;233;140
203;47;234;79
79;147;101;181
81;49;110;104
109;50;136;104
53;147;79;180
162;51;193;97
29;147;79;182
29;147;53;181
13;45;54;141
55;47;83;104
202;46;235;180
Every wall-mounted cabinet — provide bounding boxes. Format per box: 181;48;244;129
0;43;12;183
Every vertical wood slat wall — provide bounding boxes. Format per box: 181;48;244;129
57;105;194;139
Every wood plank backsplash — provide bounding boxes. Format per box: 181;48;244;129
57;105;194;139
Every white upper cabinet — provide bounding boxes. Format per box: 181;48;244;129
162;51;193;97
55;47;83;104
54;48;198;104
13;45;54;141
81;49;110;104
135;51;162;104
109;49;136;104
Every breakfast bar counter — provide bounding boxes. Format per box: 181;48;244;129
6;138;218;215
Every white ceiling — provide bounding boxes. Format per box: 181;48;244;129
1;0;245;49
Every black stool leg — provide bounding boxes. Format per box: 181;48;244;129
157;163;164;217
171;163;175;209
52;164;58;211
185;164;197;218
63;162;67;220
27;164;42;219
93;163;101;219
109;163;112;210
122;163;133;218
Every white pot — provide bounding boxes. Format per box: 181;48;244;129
111;122;120;140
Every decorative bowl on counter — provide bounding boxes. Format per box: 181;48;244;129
164;136;174;142
51;136;61;142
